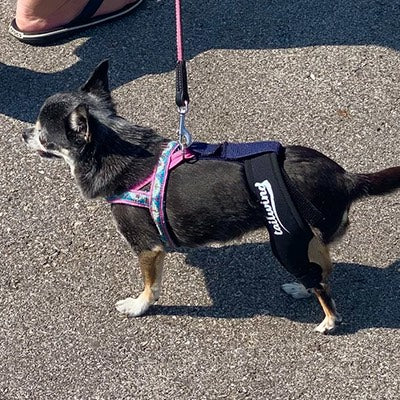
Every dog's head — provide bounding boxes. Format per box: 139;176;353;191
22;60;113;168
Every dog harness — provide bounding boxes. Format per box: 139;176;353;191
107;141;193;246
107;140;325;289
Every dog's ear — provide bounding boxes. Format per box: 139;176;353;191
80;59;109;94
67;104;91;143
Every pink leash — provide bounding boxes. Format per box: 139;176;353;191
174;0;193;148
175;0;184;62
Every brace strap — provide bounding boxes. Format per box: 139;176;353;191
244;152;322;289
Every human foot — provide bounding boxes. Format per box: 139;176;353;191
10;0;143;45
15;0;140;33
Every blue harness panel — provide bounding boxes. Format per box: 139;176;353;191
189;141;283;160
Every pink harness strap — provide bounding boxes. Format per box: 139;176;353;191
107;141;194;246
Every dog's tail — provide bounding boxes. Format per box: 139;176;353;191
347;166;400;201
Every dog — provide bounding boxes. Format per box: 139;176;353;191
22;60;400;333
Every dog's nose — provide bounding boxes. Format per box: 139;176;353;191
22;127;33;142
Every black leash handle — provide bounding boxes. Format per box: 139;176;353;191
175;0;192;147
176;60;190;109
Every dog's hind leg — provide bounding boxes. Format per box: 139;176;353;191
281;236;342;333
307;237;342;334
116;246;165;317
312;285;342;334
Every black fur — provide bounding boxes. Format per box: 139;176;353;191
24;60;400;254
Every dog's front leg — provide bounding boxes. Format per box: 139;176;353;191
116;246;165;317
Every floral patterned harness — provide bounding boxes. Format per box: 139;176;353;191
106;141;194;247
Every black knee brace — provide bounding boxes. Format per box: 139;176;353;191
245;152;323;289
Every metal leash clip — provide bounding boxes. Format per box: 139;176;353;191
177;103;192;149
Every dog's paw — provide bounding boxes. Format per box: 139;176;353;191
314;315;343;334
115;296;150;317
281;282;312;299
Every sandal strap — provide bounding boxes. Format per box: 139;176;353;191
72;0;104;24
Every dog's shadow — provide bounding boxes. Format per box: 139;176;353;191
150;243;400;334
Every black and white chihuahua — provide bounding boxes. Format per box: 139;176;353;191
23;61;400;333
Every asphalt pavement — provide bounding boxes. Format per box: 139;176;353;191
0;1;399;399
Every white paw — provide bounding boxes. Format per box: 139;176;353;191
281;282;312;299
115;296;150;317
314;315;342;334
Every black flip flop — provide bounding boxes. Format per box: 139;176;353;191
9;0;144;45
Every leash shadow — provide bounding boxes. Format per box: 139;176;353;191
3;0;400;121
149;243;400;334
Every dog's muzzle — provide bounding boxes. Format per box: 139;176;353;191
22;128;61;159
22;127;33;143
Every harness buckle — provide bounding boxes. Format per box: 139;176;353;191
177;102;193;149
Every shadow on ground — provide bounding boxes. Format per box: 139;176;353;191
2;0;400;121
149;243;400;334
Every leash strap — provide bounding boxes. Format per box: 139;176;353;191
175;0;192;148
175;0;190;108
